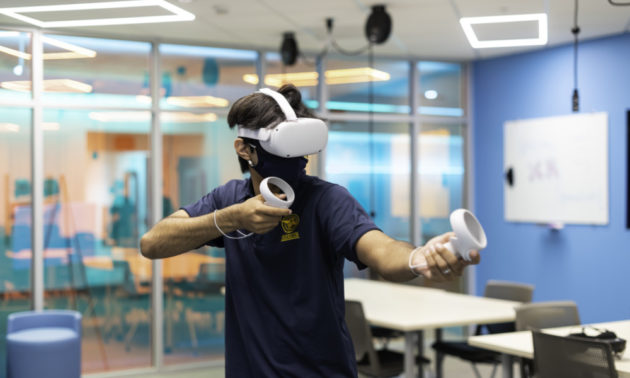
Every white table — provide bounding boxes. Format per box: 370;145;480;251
468;320;630;378
344;278;521;378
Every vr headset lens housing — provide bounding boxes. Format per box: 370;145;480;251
237;88;328;158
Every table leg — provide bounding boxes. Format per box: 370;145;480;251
435;328;443;378
417;330;425;378
501;354;513;378
404;332;416;378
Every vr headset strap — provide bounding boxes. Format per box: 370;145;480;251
259;88;297;121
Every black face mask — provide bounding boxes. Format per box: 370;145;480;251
250;142;307;186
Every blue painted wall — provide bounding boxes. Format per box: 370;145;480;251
472;33;630;324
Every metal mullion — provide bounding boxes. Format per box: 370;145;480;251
316;54;327;180
149;41;164;370
256;50;265;90
0;100;35;108
31;30;44;311
463;61;476;296
410;60;421;247
323;112;413;123
40;104;152;112
417;115;467;124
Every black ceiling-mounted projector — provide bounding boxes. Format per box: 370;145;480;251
364;5;392;44
280;32;299;66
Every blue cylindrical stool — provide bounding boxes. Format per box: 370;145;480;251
6;310;82;378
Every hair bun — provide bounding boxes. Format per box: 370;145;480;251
277;84;302;108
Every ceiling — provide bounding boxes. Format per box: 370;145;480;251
0;0;628;62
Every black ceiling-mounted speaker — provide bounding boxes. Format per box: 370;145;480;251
280;32;299;66
365;5;392;44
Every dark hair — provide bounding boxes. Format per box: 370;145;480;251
228;84;317;173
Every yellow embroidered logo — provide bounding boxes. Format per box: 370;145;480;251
280;214;300;242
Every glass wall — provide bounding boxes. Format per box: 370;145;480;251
42;35;151;108
417;61;463;117
159;44;257;365
0;107;32;375
327;55;409;114
326;121;411;278
263;52;318;110
41;35;153;374
0;31;31;103
0;27;467;376
159;44;257;111
42;109;152;372
418;122;465;241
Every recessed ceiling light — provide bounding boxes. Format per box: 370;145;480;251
0;0;195;28
424;90;438;100
459;13;548;48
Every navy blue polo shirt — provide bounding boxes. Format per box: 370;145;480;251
182;175;379;378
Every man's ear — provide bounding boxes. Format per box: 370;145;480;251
234;138;252;160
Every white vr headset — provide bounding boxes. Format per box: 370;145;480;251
237;88;328;158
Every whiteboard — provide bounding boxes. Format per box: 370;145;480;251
504;112;608;225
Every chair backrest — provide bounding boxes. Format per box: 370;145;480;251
484;280;534;302
344;300;379;368
532;330;618;378
483;280;534;334
515;301;580;331
7;310;82;335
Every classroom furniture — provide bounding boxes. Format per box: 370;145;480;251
515;300;581;378
468;320;630;378
344;278;521;378
532;330;618;378
345;299;406;377
432;280;534;378
515;301;581;331
6;310;82;378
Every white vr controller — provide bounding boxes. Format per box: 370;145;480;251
260;176;295;209
411;208;487;271
443;209;487;261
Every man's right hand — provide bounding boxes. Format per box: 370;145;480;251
236;194;292;234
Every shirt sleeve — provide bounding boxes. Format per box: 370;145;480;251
319;184;380;270
180;189;225;248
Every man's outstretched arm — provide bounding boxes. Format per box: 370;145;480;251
355;230;480;282
140;194;291;260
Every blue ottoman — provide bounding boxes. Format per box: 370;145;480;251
6;310;82;378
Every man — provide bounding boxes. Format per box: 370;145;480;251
141;84;480;377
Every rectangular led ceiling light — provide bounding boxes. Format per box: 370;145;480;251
460;13;548;48
0;0;195;28
242;68;391;88
89;111;217;123
1;79;93;93
0;35;96;60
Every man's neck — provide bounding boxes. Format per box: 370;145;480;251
249;168;263;195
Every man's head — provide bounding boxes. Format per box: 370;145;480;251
228;84;326;183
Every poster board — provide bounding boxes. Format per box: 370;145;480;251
504;112;608;225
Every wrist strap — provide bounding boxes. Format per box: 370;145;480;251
409;246;429;276
408;247;422;276
214;210;252;240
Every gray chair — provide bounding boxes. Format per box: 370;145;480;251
432;280;534;378
532;330;618;378
345;300;427;377
516;301;581;377
515;301;581;331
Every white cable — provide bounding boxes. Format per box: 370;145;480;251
213;210;252;240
